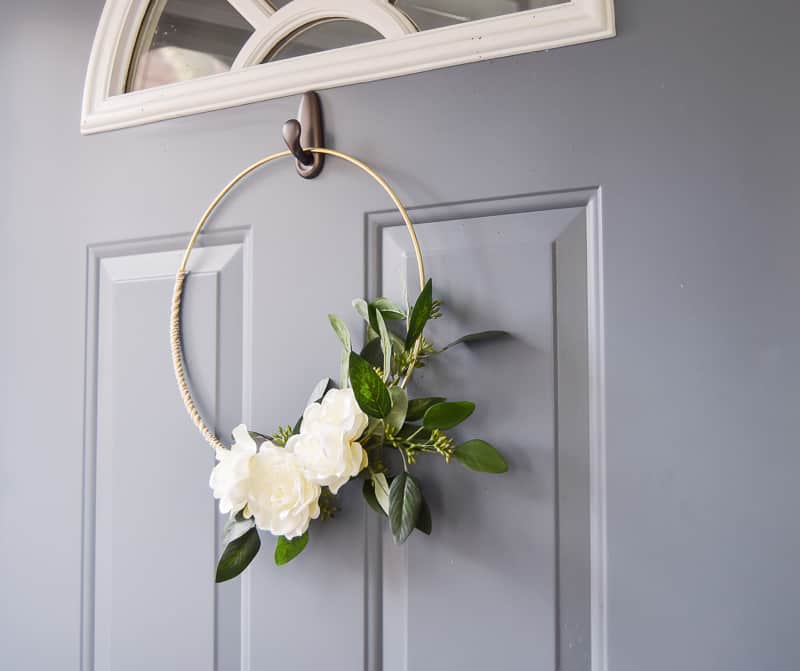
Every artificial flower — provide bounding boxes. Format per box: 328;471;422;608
247;444;321;539
209;424;257;515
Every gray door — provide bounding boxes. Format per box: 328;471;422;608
2;1;799;671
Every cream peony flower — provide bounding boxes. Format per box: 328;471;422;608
247;444;321;539
209;424;257;515
287;425;366;494
290;388;369;494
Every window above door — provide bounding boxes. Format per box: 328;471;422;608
82;0;615;134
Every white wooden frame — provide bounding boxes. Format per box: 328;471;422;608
81;0;615;134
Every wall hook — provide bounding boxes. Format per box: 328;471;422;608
281;91;324;179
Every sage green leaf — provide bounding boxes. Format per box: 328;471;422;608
360;338;384;368
370;297;405;320
305;378;336;407
416;496;432;535
406;397;447;422
370;306;392;379
328;314;352;351
352;298;370;322
348;352;392;418
216;527;261;583
453;440;508;473
274;532;309;566
423;401;475;430
222;513;255;546
371;471;391;514
340;349;350;389
396;424;432;442
248;431;270;447
363;479;387;517
441;330;511;351
389;472;423;545
405;279;433;349
386;387;409;432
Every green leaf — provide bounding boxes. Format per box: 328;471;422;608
328;314;352;351
340;349;350;389
274;532;309;566
453;440;508;473
247;431;270;447
363;479;387;517
423;401;475;430
396;424;432;442
441;330;511;351
370;297;406;320
371;472;391;514
352;298;370;322
406;397;447;422
216;527;261;583
348;352;392;418
405;279;433;349
389;472;423;544
360;338;384;369
386;387;409;432
416;496;432;535
222;513;255;546
370;306;392;379
305;377;336;407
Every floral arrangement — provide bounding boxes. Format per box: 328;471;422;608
210;279;508;581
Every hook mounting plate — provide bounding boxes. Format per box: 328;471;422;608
281;91;324;179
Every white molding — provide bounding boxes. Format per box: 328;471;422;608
232;0;417;68
81;0;615;134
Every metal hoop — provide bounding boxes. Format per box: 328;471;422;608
171;147;426;451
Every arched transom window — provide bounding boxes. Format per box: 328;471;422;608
82;0;615;133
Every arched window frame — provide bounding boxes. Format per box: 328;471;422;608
82;0;615;134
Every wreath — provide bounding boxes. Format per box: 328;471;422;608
171;148;509;581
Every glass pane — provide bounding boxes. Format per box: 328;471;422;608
393;0;564;31
263;20;383;63
128;0;254;92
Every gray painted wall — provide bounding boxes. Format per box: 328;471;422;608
1;0;799;669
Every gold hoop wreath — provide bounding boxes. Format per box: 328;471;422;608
170;148;426;451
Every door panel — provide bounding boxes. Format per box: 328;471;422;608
3;1;800;670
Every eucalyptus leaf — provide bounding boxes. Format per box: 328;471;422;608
222;513;255;546
441;330;511;351
389;472;423;545
370;297;405;320
352;298;370;322
423;401;475;430
405;279;433;349
453;440;508;473
360;338;384;369
340;349;350;389
370;306;392;379
396;424;432;442
216;527;261;583
363;479;386;516
274;532;309;566
371;471;391;514
305;377;336;407
406;397;447;422
248;431;270;447
328;314;352;351
386;387;409;432
348;352;392;418
416;496;432;535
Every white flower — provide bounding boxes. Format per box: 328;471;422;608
301;388;369;442
247;444;321;539
289;388;369;494
209;424;257;515
287;425;366;494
